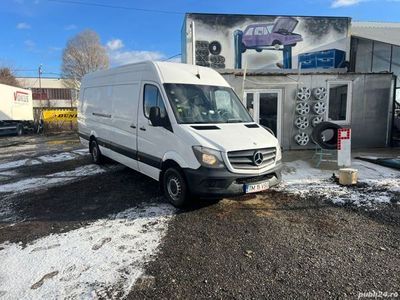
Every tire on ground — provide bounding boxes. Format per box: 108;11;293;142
90;139;103;164
16;123;24;136
311;121;342;150
163;167;189;208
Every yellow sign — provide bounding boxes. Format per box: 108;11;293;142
43;109;77;122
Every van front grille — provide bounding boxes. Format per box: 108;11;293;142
227;147;276;170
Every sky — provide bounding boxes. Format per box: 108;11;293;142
1;0;400;78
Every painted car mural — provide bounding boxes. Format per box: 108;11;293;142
182;13;350;70
241;17;303;51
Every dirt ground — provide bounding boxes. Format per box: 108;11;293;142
0;133;399;299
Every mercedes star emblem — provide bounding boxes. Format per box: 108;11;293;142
253;151;264;166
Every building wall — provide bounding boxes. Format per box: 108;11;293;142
350;36;400;145
222;72;393;149
17;77;78;108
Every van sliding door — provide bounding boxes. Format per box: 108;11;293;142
108;83;140;171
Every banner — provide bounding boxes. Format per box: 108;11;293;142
42;108;77;122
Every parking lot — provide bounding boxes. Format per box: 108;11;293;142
0;133;399;299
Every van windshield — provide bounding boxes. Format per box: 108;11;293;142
163;84;253;124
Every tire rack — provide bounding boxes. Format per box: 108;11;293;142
294;87;327;146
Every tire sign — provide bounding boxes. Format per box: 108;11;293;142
337;128;351;167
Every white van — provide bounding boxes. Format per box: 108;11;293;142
78;61;282;207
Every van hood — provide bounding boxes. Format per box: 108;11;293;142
181;123;279;152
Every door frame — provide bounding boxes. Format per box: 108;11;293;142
244;89;283;143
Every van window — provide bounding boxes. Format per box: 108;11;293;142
164;83;253;124
143;84;166;118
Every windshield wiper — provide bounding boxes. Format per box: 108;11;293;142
227;119;244;123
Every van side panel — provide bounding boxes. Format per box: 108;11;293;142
108;83;140;171
80;86;112;146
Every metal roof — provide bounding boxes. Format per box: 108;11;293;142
351;21;400;46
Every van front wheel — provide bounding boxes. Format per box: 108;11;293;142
90;140;103;164
163;168;188;208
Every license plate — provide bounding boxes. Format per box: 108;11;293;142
244;181;269;193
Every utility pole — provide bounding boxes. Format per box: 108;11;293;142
38;64;44;134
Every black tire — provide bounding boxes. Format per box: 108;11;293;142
163;167;188;208
272;40;281;49
256;49;262;53
16;124;23;136
209;41;222;55
90;139;103;164
311;122;342;150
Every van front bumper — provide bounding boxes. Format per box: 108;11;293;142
182;162;282;197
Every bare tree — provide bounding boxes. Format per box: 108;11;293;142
0;67;20;87
61;30;109;89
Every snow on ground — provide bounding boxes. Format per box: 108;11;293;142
0;158;41;171
0;150;87;172
72;148;89;156
37;152;78;163
277;159;400;207
0;164;112;194
0;204;175;299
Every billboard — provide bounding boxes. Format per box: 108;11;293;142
42;108;77;122
182;14;351;70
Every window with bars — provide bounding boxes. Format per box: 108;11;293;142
31;88;72;100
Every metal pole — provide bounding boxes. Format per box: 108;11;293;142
38;64;44;134
191;21;196;65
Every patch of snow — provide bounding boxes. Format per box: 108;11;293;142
0;150;89;172
72;148;89;156
37;152;77;163
0;204;175;299
0;170;18;177
277;159;400;207
0;165;108;194
0;159;40;171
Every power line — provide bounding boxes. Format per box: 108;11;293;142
48;0;185;15
163;53;181;61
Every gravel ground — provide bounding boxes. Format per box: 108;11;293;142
0;133;399;299
128;193;400;299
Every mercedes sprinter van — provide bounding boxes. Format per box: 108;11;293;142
78;61;282;207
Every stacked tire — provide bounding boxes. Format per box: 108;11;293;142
195;40;225;69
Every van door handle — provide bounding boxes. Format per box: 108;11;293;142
140;126;146;131
130;125;136;129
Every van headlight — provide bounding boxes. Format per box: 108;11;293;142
276;146;282;161
192;146;225;168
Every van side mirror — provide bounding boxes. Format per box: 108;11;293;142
149;106;162;126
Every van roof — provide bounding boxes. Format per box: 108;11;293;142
82;61;230;87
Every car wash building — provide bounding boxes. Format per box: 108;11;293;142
181;13;399;150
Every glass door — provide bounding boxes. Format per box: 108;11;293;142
244;90;282;142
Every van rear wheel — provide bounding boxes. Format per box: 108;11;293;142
163;167;188;208
16;124;23;136
90;140;103;164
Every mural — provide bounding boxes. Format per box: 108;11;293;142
182;14;351;70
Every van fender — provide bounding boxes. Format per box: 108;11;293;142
89;130;98;140
162;151;193;169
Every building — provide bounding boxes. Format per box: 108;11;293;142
350;22;400;145
17;77;78;108
181;13;399;149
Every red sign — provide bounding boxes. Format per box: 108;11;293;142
14;91;29;102
337;128;351;150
